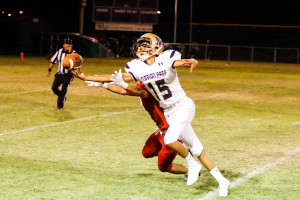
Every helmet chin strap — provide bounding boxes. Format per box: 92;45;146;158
153;46;163;56
139;54;151;61
139;46;163;61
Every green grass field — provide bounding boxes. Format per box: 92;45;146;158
0;56;299;200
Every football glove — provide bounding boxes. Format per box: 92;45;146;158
85;81;102;87
110;69;128;89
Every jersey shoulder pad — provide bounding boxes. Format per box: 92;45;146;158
160;49;181;60
125;59;142;72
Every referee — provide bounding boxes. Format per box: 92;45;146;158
46;38;80;109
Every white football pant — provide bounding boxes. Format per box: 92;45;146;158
164;97;203;156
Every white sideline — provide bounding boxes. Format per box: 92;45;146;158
0;90;45;95
1;87;263;136
197;147;300;200
0;109;141;136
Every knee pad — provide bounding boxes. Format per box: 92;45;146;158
191;139;203;157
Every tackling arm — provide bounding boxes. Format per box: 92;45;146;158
110;69;149;98
106;84;127;95
106;84;148;98
125;85;149;98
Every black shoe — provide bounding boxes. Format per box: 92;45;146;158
57;106;64;109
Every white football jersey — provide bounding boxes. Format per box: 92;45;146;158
125;50;186;109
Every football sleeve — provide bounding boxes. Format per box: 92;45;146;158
163;50;181;69
125;61;138;81
169;50;181;68
170;50;182;61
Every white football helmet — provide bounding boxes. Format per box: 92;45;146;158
133;33;164;61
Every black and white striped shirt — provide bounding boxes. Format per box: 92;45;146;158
50;48;77;74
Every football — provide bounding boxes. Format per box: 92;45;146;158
62;54;83;70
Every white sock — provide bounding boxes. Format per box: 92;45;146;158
185;153;198;167
210;167;226;183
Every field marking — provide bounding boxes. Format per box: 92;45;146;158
0;90;45;96
198;86;267;100
292;121;300;125
0;109;141;136
197;147;300;200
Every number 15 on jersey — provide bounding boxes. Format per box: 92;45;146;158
147;79;172;101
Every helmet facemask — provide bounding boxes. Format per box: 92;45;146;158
133;34;164;61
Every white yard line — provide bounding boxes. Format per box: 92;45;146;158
197;147;300;200
0;109;141;136
0;90;45;96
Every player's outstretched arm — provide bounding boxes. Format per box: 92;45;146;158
173;58;198;73
71;70;134;82
85;80;148;98
72;71;113;82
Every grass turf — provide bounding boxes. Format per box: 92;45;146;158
0;56;299;199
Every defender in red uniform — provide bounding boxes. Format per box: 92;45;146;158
133;83;186;173
94;81;188;174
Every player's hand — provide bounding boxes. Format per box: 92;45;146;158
46;71;51;77
85;81;102;87
70;70;78;77
190;59;198;73
71;70;86;80
110;69;128;89
78;72;87;80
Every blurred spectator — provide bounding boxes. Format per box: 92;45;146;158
190;41;200;58
119;34;133;57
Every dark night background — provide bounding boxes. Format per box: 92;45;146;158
1;0;300;55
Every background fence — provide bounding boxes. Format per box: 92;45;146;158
36;33;300;64
38;33;115;58
165;43;300;64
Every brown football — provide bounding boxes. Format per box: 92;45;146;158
62;54;83;70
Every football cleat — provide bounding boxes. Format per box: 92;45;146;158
186;163;202;185
183;174;188;182
183;169;201;183
219;179;230;197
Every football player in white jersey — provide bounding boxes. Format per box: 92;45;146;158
73;33;230;197
112;33;230;196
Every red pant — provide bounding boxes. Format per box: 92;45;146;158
142;130;177;172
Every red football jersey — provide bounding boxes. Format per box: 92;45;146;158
126;83;169;132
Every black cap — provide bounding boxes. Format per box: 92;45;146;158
64;38;73;44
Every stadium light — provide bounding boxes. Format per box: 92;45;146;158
19;11;23;14
8;13;11;17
